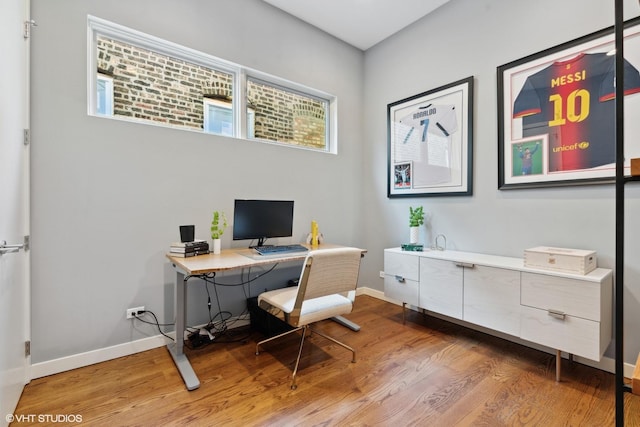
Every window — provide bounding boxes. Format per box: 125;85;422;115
247;78;329;149
96;74;114;116
88;16;335;153
203;98;256;138
247;107;256;139
92;30;235;132
203;98;233;137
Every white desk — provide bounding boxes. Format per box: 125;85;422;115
167;243;364;390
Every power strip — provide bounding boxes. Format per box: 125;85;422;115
182;317;250;341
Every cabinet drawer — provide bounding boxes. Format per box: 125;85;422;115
384;251;419;282
384;275;419;306
521;272;601;321
520;306;602;361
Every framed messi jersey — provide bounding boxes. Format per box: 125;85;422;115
498;17;640;189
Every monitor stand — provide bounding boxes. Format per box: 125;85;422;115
249;237;269;249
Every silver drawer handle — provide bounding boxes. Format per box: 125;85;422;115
455;262;474;268
0;248;20;254
394;275;405;283
0;240;24;255
547;309;566;320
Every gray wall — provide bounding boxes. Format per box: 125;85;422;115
30;0;640;369
361;0;640;364
30;0;365;363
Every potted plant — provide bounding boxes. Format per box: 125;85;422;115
210;211;228;254
409;206;424;244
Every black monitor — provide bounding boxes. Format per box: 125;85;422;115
233;199;295;247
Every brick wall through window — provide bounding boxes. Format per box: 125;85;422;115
97;36;326;148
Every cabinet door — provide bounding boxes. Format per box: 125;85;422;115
464;265;521;336
419;257;463;319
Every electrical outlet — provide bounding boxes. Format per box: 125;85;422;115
126;306;145;319
379;271;385;278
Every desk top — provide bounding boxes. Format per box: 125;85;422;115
167;243;363;275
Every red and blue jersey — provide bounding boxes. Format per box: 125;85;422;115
513;53;640;171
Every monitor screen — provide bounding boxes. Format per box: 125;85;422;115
233;199;294;247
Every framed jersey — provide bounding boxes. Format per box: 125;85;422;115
498;16;640;189
387;76;473;197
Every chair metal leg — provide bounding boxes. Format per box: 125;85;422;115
256;324;356;390
255;326;302;355
309;327;356;363
290;325;309;390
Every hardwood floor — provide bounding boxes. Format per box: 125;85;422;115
13;295;640;426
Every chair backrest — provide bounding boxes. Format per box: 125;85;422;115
292;247;362;314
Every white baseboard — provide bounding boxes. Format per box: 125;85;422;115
30;334;171;380
30;317;253;380
30;287;636;381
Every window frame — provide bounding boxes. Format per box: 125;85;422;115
87;15;337;153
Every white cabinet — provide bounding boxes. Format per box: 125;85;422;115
419;257;463;319
383;247;613;381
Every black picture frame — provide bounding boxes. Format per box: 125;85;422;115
387;76;473;198
498;17;640;189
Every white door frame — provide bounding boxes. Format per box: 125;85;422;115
0;0;32;424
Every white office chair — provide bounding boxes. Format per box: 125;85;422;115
255;247;363;389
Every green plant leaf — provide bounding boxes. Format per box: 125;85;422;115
210;211;228;239
409;206;425;227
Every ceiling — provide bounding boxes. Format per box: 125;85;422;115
262;0;451;51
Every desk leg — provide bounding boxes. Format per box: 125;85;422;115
167;270;200;390
331;316;360;332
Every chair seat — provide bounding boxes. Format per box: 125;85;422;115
258;287;353;326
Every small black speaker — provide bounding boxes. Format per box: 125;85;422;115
179;225;195;243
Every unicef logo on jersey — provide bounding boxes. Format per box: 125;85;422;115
552;141;590;153
578;141;590;149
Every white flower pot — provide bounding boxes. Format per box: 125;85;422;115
409;227;419;244
212;238;221;254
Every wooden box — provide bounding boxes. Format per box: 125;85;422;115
631;158;640;176
524;246;597;275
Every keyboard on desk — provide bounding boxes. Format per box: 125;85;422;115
254;244;308;255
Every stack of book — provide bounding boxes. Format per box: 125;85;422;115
169;239;210;257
